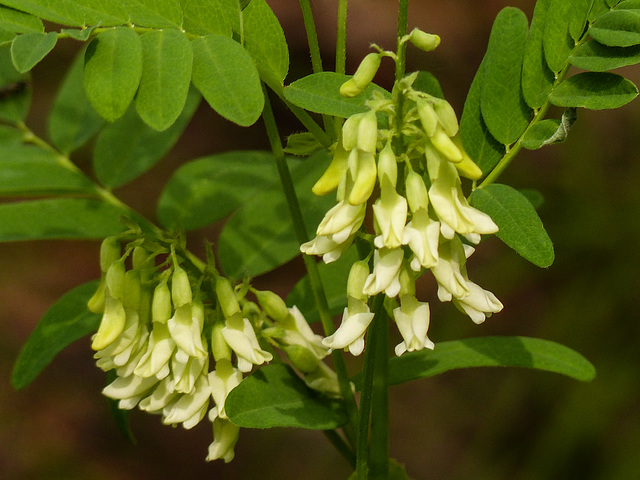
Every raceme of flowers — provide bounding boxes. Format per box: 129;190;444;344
301;32;503;357
87;237;337;462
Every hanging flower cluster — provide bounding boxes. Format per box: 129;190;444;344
301;30;503;357
88;236;334;462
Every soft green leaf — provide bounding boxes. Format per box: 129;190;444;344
287;246;358;323
124;0;182;28
570;40;640;71
181;0;233;36
0;45;30;122
0;123;22;143
284;72;389;118
83;27;142;122
0;0;86;26
0;198;128;241
460;58;505;175
360;336;596;388
93;87;200;188
544;0;575;73
616;0;640;12
470;183;554;267
0;6;43;33
217;151;335;279
0;145;95;195
49;49;105;154
157;150;278;230
226;364;347;430
243;0;289;86
10;31;56;72
481;7;532;145
284;132;323;156
570;0;594;40
0;28;15;46
11;281;101;390
590;10;640;47
412;70;444;99
522;0;555;109
61;26;97;42
191;34;264;127
589;0;611;22
519;188;545;209
549;72;638;109
521;108;576;149
135;29;192;131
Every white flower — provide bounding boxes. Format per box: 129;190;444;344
134;321;176;379
221;314;273;372
393;295;434;356
102;373;158;410
430;237;471;301
363;248;404;297
171;349;209;394
208;359;243;419
426;146;498;238
373;177;407;249
303;362;342;398
167;302;207;358
322;296;374;355
139;377;178;413
207;410;240;463
280;306;328;360
162;374;211;429
402;208;441;271
452;281;503;324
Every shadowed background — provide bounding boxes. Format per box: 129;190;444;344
2;1;640;479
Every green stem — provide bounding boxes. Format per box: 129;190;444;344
395;0;409;82
260;86;359;448
324;429;356;467
299;0;324;73
336;0;348;75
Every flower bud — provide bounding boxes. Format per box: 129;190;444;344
347;260;370;301
99;237;121;273
283;344;320;374
152;280;172;323
340;52;382;98
348;151;377;205
405;170;429;213
408;29;441;52
377;142;397;187
171;265;192;307
122;269;141;310
211;321;232;362
91;294;126;350
105;259;126;301
432;98;459;136
417;99;438;137
254;289;290;322
216;276;240;319
430;126;463;163
452;136;483;180
398;265;415;297
341;113;362;151
312;144;349;196
132;245;150;270
357;110;378;154
87;279;106;314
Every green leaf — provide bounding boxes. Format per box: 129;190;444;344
590;10;640;46
217;151;335;279
460;58;505;175
521;108;576;149
0;45;30;122
48;49;105;154
191;34;264;127
519;188;545;209
589;0;611;22
60;26;97;42
83;27;142;122
284;72;390;118
0;0;86;27
570;0;594;40
470;183;554;267
616;0;640;12
242;0;289;87
481;7;532;145
287;246;358;323
93;86;200;188
412;70;444;99
522;0;555;109
157;150;278;230
11;281;101;390
283;132;323;156
226;364;348;430
124;0;182;28
0;145;95;195
135;29;192;131
363;336;596;388
10;31;56;73
0;198;128;241
0;6;43;33
181;0;234;36
544;0;575;73
0;28;15;46
570;40;640;71
549;72;638;109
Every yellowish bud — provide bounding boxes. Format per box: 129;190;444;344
87;279;106;314
405;170;429;213
430;126;463;163
215;276;240;319
152;280;172;323
348;151;377;205
105;259;126;301
452;136;483;180
432;98;459;136
408;29;441;52
417;99;438;137
99;236;121;273
283;345;320;374
340;52;382;98
91;295;126;350
312;144;349;196
377;142;397;187
357;110;378;154
347;260;370;301
254;290;290;322
171;266;192;307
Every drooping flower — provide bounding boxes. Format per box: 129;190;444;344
206;411;240;463
363;248;405;297
452;281;503;324
393;295;434;356
221;313;273;373
322;296;375;355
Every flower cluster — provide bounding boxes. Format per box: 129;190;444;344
301;38;503;357
88;236;333;462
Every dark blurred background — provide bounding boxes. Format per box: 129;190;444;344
2;1;640;479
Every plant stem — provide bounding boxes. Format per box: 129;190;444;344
260;86;360;447
395;0;409;82
299;0;324;73
324;429;356;467
336;0;348;75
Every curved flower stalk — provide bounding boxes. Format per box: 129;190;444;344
88;235;336;462
302;32;503;356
